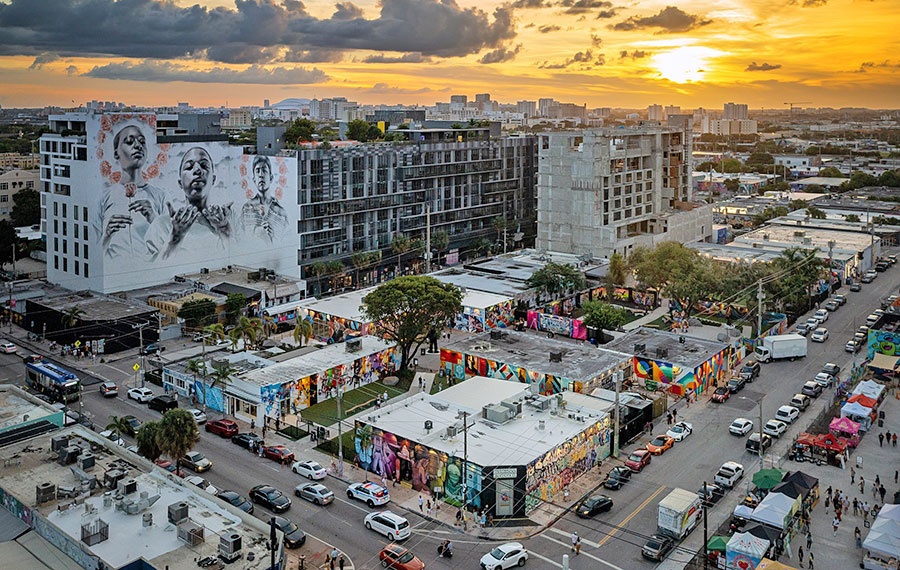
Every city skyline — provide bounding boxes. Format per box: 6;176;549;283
1;0;898;110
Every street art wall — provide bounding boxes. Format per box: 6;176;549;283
633;345;734;397
301;308;371;343
353;423;483;509
524;418;610;514
868;328;900;360
525;311;587;340
582;286;659;309
452;300;516;333
440;348;571;395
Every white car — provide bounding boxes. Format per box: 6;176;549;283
480;542;529;570
763;419;787;438
813;309;829;323
811;327;829;343
813;372;835;388
729;418;754;436
775;405;800;424
292;460;327;480
346;482;390;507
127;387;154;403
714;461;744;488
99;430;126;446
805;317;820;329
186;408;207;424
184;475;218;495
666;422;693;441
0;342;18;353
363;510;410;541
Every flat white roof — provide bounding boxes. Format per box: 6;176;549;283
360;377;610;467
304;288;373;322
236;335;396;386
461;288;513;310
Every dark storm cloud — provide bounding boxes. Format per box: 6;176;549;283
283;48;345;63
361;52;432;63
0;0;514;61
84;60;328;84
29;52;58;69
558;0;613;14
619;50;649;59
595;9;619;19
611;6;711;33
746;61;781;71
478;44;522;64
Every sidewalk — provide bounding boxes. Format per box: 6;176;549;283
623;303;668;331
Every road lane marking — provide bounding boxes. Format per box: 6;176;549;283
547;527;601;548
529;551;564;568
334;496;373;514
596;484;666;548
538;534;625;569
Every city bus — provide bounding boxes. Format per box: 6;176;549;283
25;361;81;403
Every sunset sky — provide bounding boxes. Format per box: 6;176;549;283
1;0;898;109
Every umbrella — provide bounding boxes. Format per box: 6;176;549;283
757;559;799;570
753;468;786;490
707;535;729;551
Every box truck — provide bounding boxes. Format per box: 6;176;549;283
657;488;703;540
755;333;807;363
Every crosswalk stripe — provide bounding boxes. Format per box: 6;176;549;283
538;534;626;570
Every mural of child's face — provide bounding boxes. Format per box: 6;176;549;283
179;147;215;202
114;125;146;171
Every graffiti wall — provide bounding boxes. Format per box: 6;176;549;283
868;329;900;360
302;308;371;343
525;311;587;340
524;418;610;514
635;345;734;397
353;422;483;508
452;300;516;333
589;286;659;308
440;348;571;395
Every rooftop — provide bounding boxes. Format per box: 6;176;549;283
360;376;612;467
443;329;631;383
235;335;395;387
736;224;879;250
690;241;856;264
0;385;61;432
35;291;156;321
165;350;274;377
606;327;731;370
177;265;302;299
1;426;282;570
793;176;848;187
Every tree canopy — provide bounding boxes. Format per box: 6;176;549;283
346;119;374;142
224;293;247;325
526;262;586;297
284;118;317;143
362;276;462;371
135;421;164;463
158;409;199;476
178;299;217;330
11;188;40;226
581;301;630;332
606;252;627;288
818;166;844;178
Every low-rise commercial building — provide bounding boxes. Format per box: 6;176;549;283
0;168;38;220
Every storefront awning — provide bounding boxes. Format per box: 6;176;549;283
868;353;899;371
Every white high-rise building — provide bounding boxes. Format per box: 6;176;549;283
723;102;749;120
647;105;664;121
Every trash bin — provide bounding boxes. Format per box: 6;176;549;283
880;410;886;419
879;418;885;427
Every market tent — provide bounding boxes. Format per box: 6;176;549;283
868;352;899;371
847;393;878;408
753;468;786;491
770;481;803;500
726;531;770;570
707;535;730;552
757;559;799;570
853;379;886;400
734;504;755;520
878;503;900;522
744;523;782;544
829;416;859;435
841;401;874;429
863;517;900;560
750;491;798;530
783;471;818;493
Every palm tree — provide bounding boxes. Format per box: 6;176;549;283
106;415;135;440
158;409;199;476
293;319;313;347
492;216;507;250
184;358;207;409
62;306;84;329
431;231;449;266
135;421;163;462
306;261;327;296
207;364;235;413
227;327;242;353
392;233;411;276
204;323;225;344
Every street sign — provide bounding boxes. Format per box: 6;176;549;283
74;340;81;347
133;363;140;371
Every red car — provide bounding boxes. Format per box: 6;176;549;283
625;449;652;472
205;419;239;437
262;445;295;463
711;387;730;403
379;544;425;570
154;459;181;476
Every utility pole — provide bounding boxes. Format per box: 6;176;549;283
756;279;764;337
702;481;710;570
462;410;469;528
757;395;764;470
138;324;145;388
337;378;343;477
613;370;621;458
425;203;432;274
200;332;208;410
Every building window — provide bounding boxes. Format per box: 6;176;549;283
74;205;79;219
83;224;88;238
84;263;89;278
74;224;79;239
62;203;66;218
0;196;7;203
83;208;88;222
83;243;88;258
74;261;79;275
54;237;58;251
62;240;67;254
53;202;58;216
62;258;67;272
54;256;59;270
62;221;66;236
74;242;79;257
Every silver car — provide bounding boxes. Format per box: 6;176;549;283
294;482;334;505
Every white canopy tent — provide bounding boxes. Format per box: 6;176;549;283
841;401;874;430
749;492;799;530
863;517;900;564
726;531;770;569
853;379;886;401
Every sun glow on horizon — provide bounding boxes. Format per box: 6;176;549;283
651;46;722;84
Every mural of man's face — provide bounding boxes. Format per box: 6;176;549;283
114;125;146;171
253;158;273;195
179;147;215;203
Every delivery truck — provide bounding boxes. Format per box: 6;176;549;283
657;488;703;540
754;333;807;363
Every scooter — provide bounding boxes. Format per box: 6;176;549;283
437;544;453;558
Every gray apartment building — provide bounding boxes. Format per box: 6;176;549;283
294;127;537;291
537;126;712;258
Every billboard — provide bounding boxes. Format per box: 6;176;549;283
89;114;297;291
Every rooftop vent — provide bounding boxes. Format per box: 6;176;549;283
346;337;362;353
656;348;668;359
634;343;646;353
168;501;189;525
549;351;563;363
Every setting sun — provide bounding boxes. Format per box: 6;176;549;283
651;46;721;84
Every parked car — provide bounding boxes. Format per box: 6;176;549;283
666;422;693;441
811;327;829;343
715;461;745;488
801;381;823;398
795;323;810;336
186;408;207;424
122;415;141;433
861;273;874;283
148;395;177;413
790;394;811;411
642;534;675;561
850;282;862;291
867;313;881;326
261;445;295;464
480;543;529;570
813;372;835;389
0;342;18;354
603;466;632;490
364;510;410;541
205;419;239;437
775;405;800;424
249;485;291;513
154;459;177;474
270;516;306;548
746;433;773;454
294;482;334;505
824;300;839;312
763;419;788;438
739;361;760;381
625;449;652;472
846;339;862;353
231;432;263;449
99;429;126;446
379;544;425;570
99;382;118;397
182;451;212;473
813;309;829;323
185;476;217;495
576;495;613;518
216;490;253;513
727;376;746;393
127;387;154;403
140;343;162;355
834;294;847;305
347;482;391;507
822;362;841;376
647;435;675;455
24;354;43;364
805;317;820;330
291;460;327;480
711;386;730;403
697;483;725;506
730;418;754;436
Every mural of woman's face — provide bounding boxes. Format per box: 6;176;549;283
114;126;146;171
179;147;215;204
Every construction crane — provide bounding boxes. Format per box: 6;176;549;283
783;101;812;129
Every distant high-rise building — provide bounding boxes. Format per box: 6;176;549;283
450;95;468;105
538;98;555;117
264;99;270;108
723;102;749;120
517;100;537;118
664;105;681;119
701;117;757;135
647;105;663;121
475;93;491;103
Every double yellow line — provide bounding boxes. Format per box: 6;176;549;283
596;485;667;547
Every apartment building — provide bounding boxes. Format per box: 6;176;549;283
701;117;758;135
648;105;664;121
294;127;537;290
0;169;37;221
0;152;39;170
220;108;252;129
536;127;712;258
723;102;749;120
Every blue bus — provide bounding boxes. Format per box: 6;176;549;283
25;361;81;403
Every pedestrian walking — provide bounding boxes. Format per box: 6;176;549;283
853;498;859;516
798;545;804;567
339;556;345;570
824;495;830;514
808;551;814;569
564;486;570;501
855;526;862;549
833;516;839;536
876;474;881;487
672;408;677;421
455;508;462;526
836;506;842;522
806;530;812;550
418;495;424;512
893;434;897;447
575;534;582;555
851;467;856;484
889;431;894;445
571;532;578;552
880;484;887;503
863;501;870;524
330;548;339;570
879;432;885;447
860;477;865;494
873;482;879;499
895;469;899;484
328;554;335;570
426;500;432;517
381;475;387;489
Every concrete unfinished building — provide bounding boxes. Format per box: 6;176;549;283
536;127;711;258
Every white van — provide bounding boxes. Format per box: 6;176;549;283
363;510;410;541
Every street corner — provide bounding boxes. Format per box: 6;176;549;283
287;536;354;570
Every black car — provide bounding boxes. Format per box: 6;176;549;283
140;343;163;355
727;376;746;393
216;490;254;514
250;485;291;513
697;483;725;506
642;534;675;561
602;466;632;490
576;495;613;518
147;395;177;412
739;361;760;381
123;415;141;433
270;516;306;548
232;432;264;450
822;362;841;376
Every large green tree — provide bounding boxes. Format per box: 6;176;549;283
346;119;372;142
606;252;627;288
178;299;217;330
135;421;164;463
224;294;247;325
818;166;844;178
10;188;40;226
581;301;630;333
764;248;827;313
158;409;200;476
362;276;463;371
284;118;317;143
526;262;586;298
630;242;718;319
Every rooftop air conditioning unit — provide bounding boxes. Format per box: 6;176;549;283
483;405;511;424
200;268;209;274
36;482;56;504
219;532;243;563
549;351;563;363
51;435;70;452
117;478;137;496
446;425;458;438
168;501;189;525
346;337;362;353
501;399;522;416
633;343;646;353
78;453;95;471
656;348;668;359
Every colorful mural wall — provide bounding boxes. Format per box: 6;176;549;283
633;345;734;397
524;418;610;514
586;286;659;309
441;348;572;395
453;299;516;333
868;328;900;360
525;311;587;340
302;307;371;343
353;422;483;509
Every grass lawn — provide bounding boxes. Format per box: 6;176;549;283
300;378;410;427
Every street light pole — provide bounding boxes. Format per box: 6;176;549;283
336;378;343;477
613;370;622;458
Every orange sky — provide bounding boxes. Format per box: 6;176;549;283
1;0;898;109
